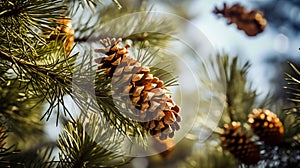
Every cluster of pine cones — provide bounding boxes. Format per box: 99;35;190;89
220;109;284;165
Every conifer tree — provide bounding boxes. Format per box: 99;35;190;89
0;0;299;167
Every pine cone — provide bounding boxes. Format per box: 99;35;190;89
214;3;267;36
95;38;181;140
220;121;260;165
248;109;284;145
48;18;74;54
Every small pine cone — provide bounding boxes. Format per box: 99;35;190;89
248;109;284;145
220;121;260;165
214;3;267;36
95;38;181;140
59;18;74;54
48;18;74;54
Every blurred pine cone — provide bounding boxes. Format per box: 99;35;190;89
248;109;284;145
214;3;267;36
220;121;260;165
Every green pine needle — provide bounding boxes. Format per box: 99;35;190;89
57;113;130;168
284;62;300;127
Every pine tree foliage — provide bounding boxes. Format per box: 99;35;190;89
57;113;130;168
186;54;300;167
202;54;257;126
197;54;257;131
73;0;176;49
0;0;67;42
190;54;258;167
222;55;257;124
284;62;300;129
0;81;44;147
0;0;149;166
0;124;18;167
0;0;76;125
0;0;299;167
9;145;56;168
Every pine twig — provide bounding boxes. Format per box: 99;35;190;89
0;50;71;83
57;114;131;168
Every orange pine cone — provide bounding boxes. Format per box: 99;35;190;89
58;18;74;54
48;18;74;54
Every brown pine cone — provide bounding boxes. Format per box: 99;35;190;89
220;121;260;165
248;109;284;145
95;38;181;140
214;3;267;36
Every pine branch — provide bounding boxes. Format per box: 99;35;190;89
0;50;57;77
284;62;300;128
73;4;177;48
57;113;131;168
198;54;257;126
8;143;57;168
0;47;77;124
0;0;67;44
0;83;44;146
0;48;74;84
222;55;256;123
0;125;19;167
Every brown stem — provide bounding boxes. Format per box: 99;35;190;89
0;50;37;68
0;50;71;84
